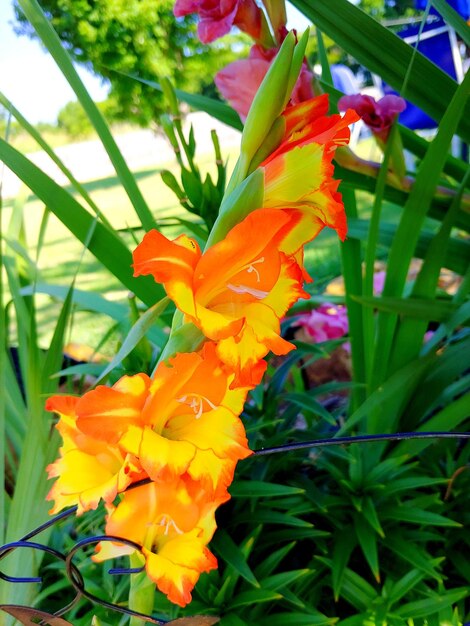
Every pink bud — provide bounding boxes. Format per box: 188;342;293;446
338;94;406;141
215;44;314;121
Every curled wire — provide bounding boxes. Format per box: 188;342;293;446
0;430;468;623
65;536;168;625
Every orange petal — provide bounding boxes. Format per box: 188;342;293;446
133;230;201;283
75;373;152;444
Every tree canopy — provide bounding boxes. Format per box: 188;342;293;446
13;0;247;126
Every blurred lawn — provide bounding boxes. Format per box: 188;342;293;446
1;136;394;353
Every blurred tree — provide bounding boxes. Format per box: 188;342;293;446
359;0;420;19
57;98;120;137
13;0;248;127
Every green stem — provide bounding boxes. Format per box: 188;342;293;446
128;552;155;626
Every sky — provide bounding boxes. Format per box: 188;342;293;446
0;0;311;125
0;0;109;124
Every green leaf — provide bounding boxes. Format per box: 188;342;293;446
361;497;385;538
21;283;127;322
290;0;470;141
0;91;111;228
337;353;433;435
0;140;164;308
431;0;470;45
339;188;367;410
331;531;355;601
210;530;259;588
384;477;448;497
234;511;313;528
388;569;427;604
317;557;377;611
381;505;461;528
112;70;243;131
394;588;469;619
218;616;247;626
283;392;336;425
354;516;380;582
16;0;155;230
390;169;470;369
95;297;169;383
385;534;444;580
261;569;312;592
372;68;470;385
347;219;470;276
229;481;304;498
258;612;336;626
395;392;470;460
402;336;470;430
227;589;282;610
254;543;296;580
351;295;458;321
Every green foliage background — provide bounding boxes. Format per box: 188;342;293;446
1;0;469;624
13;0;248;126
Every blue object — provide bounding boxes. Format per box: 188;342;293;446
414;0;469;19
385;8;463;130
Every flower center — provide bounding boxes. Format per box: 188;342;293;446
177;393;218;419
158;515;184;536
226;257;269;299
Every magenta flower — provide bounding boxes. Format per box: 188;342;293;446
337;94;406;142
174;0;263;43
292;303;349;344
215;44;314;121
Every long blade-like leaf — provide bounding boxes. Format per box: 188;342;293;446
0;139;163;307
16;0;156;231
290;0;470;141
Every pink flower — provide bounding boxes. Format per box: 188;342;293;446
292;303;349;344
337;94;406;142
215;44;314;122
373;270;386;295
174;0;262;43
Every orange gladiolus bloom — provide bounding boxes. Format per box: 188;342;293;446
94;478;221;607
133;208;308;386
261;94;359;255
120;343;254;496
46;345;253;511
45;391;147;515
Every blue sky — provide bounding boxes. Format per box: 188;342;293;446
0;0;107;124
0;0;310;125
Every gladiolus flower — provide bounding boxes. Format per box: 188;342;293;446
292;303;349;343
94;479;221;607
259;95;359;253
45;390;147;515
174;0;263;43
215;44;314;122
47;345;253;505
337;94;406;143
120;344;254;495
133;209;308;387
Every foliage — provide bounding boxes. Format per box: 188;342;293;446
56;98;120;138
13;0;248;126
359;0;420;20
1;0;469;624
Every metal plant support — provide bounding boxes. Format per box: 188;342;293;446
1;431;469;626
